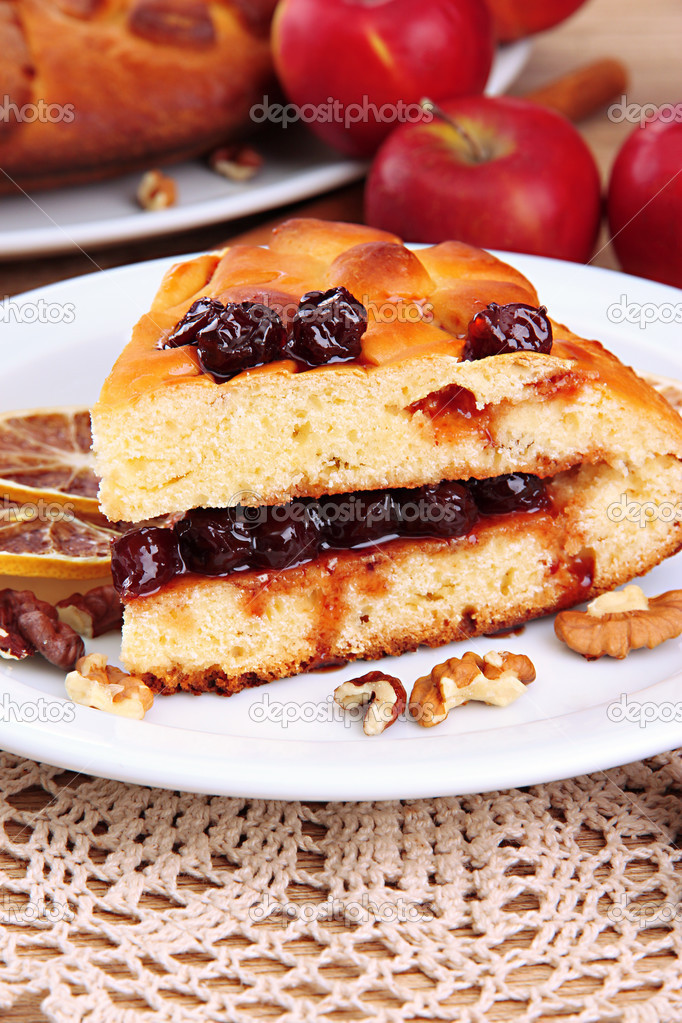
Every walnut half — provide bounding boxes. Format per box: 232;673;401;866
209;145;263;182
0;588;84;669
56;585;123;639
65;654;154;719
555;585;682;659
137;170;177;211
409;651;535;728
334;671;406;735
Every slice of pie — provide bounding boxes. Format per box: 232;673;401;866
91;219;682;695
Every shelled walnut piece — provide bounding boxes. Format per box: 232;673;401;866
137;170;176;210
209;144;263;181
65;654;154;719
555;585;682;659
333;671;407;735
0;589;84;669
409;651;536;727
56;585;123;638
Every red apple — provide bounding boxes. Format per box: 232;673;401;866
365;95;602;262
607;116;682;288
484;0;590;42
271;0;494;158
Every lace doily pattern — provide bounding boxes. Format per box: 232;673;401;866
1;751;681;1022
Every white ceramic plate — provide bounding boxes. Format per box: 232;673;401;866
0;41;531;258
1;252;681;799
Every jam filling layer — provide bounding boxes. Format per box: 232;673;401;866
111;473;552;599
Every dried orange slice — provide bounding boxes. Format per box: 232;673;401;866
0;498;119;579
0;407;99;513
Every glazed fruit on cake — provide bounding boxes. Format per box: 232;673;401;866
91;219;682;696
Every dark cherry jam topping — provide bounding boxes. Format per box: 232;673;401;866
567;549;595;595
286;287;368;367
394;481;478;538
408;383;481;419
318;490;399;548
110;526;185;599
161;288;367;379
462;302;553;361
468;473;552;515
175;509;254;576
163;297;224;348
163;299;287;381
196;302;287;381
250;505;320;571
111;474;552;599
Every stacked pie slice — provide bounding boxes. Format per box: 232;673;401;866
91;219;682;695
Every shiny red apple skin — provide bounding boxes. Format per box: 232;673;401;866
607;117;682;288
365;95;602;262
485;0;589;42
271;0;494;158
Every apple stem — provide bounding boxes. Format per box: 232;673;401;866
420;97;486;163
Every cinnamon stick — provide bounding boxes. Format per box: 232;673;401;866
523;58;629;122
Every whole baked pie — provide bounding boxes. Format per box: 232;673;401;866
91;219;682;695
0;0;275;191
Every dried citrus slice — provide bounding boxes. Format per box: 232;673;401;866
0;407;99;513
0;498;119;579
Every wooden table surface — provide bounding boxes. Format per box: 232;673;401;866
1;0;680;1020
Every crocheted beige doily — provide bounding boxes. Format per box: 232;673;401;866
1;750;681;1022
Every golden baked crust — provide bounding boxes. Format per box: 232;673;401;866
92;219;682;522
0;0;274;192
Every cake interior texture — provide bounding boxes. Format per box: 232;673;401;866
93;335;682;522
120;457;682;695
